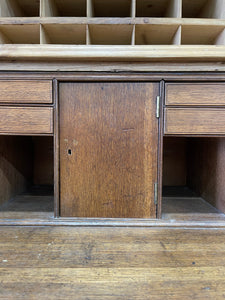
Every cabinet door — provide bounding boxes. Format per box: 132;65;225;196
59;82;159;218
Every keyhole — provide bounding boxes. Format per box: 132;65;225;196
68;149;72;155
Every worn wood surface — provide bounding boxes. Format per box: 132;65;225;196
164;108;225;135
0;107;53;134
59;82;158;218
0;136;33;206
166;83;225;106
1;226;225;299
162;196;225;221
0;80;52;103
188;138;225;213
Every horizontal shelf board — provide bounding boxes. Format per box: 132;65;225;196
1;45;225;61
1;17;225;26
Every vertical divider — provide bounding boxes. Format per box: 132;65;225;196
0;31;11;44
215;28;225;45
40;24;51;44
166;0;182;18
86;24;91;45
199;0;225;19
87;0;94;17
131;25;135;45
172;25;181;45
131;0;136;18
41;0;59;17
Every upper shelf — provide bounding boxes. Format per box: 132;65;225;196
0;0;225;62
0;0;224;19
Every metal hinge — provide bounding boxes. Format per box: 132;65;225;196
156;96;160;119
154;182;158;205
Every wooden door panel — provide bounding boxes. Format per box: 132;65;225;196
59;82;159;218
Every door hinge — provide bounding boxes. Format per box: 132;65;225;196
156;96;160;119
154;182;158;205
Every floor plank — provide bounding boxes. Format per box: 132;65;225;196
0;226;225;299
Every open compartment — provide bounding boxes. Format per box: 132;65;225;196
88;24;133;45
0;24;40;44
135;24;181;45
41;24;86;44
87;0;133;17
41;0;86;17
136;0;181;18
0;136;54;219
0;0;40;17
162;137;225;221
181;25;225;45
182;0;225;19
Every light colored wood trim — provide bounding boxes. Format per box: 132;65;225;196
41;0;59;17
1;45;225;61
165;0;182;18
132;0;136;18
1;61;225;72
87;0;94;17
172;25;181;45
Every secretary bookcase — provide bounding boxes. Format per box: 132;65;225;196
0;0;225;225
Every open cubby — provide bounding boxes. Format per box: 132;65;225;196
135;24;181;45
181;25;225;45
162;137;225;221
88;24;133;45
0;24;39;44
136;0;181;18
182;0;225;19
0;135;54;219
88;0;133;17
0;0;40;17
41;0;86;17
41;24;86;44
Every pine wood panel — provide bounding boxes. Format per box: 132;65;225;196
166;83;225;106
0;80;52;103
164;108;225;135
1;226;225;299
0;107;53;134
59;82;159;218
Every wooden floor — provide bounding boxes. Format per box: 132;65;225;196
1;226;225;299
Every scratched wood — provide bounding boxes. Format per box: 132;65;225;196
59;82;159;218
0;226;225;299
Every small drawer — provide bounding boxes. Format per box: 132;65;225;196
0;107;53;134
165;83;225;106
0;80;52;104
164;108;225;135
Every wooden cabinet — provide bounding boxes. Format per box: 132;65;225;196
0;74;225;224
59;82;159;218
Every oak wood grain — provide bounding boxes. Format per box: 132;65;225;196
166;83;225;106
1;226;225;299
0;107;53;134
0;80;52;104
164;108;225;135
59;82;159;218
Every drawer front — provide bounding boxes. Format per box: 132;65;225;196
0;80;52;104
0;107;53;134
165;83;225;106
164;108;225;135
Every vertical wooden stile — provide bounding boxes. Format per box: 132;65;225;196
41;0;58;17
166;0;182;18
172;25;181;45
131;0;136;17
87;0;94;17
